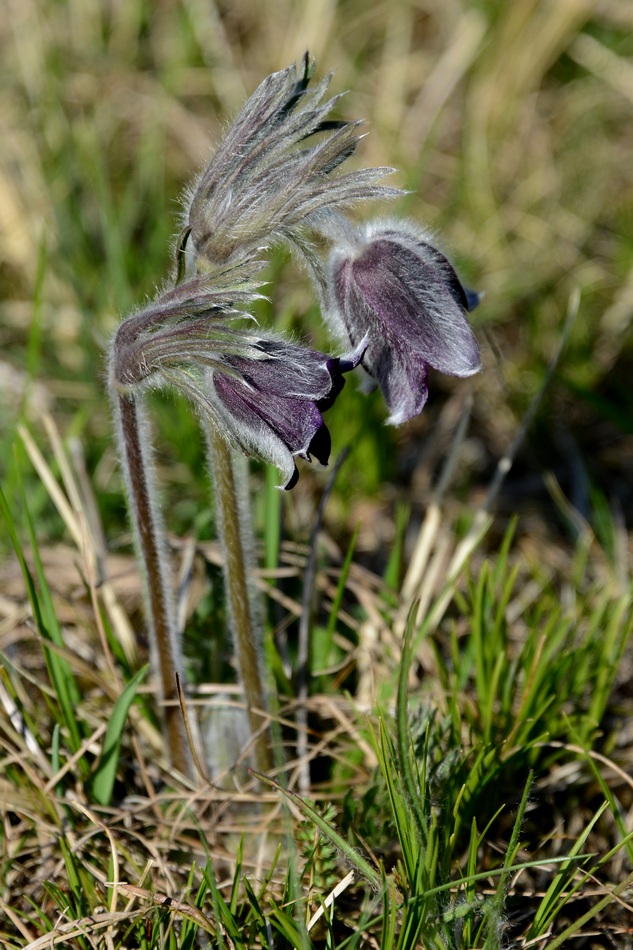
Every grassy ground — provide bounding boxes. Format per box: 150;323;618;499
2;0;633;946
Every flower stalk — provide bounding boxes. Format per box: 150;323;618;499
206;426;273;774
114;391;189;775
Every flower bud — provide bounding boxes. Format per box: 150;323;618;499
185;54;400;271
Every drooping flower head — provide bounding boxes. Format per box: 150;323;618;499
325;219;481;424
184;53;400;273
110;275;359;488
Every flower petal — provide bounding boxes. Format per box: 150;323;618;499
221;339;336;400
213;373;328;488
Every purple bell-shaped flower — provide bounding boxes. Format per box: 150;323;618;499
326;220;481;424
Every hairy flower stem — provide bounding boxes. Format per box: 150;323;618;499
206;426;273;774
115;392;190;776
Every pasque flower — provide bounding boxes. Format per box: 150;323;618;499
326;219;481;424
162;340;360;490
110;277;358;488
184;53;400;271
108;55;485;774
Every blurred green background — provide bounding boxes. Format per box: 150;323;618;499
2;0;632;565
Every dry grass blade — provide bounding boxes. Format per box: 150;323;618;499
17;418;138;664
22;911;147;950
116;883;215;931
306;868;355;931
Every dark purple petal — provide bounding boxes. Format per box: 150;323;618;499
222;340;335;400
371;344;430;423
214;373;326;459
306;423;331;465
316;349;364;412
347;238;480;377
285;465;300;491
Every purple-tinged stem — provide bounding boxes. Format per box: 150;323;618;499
206;425;273;774
115;391;190;776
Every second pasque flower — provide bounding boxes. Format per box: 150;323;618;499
326;220;481;425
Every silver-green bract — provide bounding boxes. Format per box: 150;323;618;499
185;52;400;270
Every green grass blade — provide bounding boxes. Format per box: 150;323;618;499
0;479;84;757
202;860;245;949
396;601;428;842
180;866;209;950
51;722;61;778
567;730;633;867
527;800;608;939
91;663;149;806
542;869;633;950
383;501;410;590
380;870;398;950
268;901;311;948
416;853;592;905
483;772;533;946
229;836;244;916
